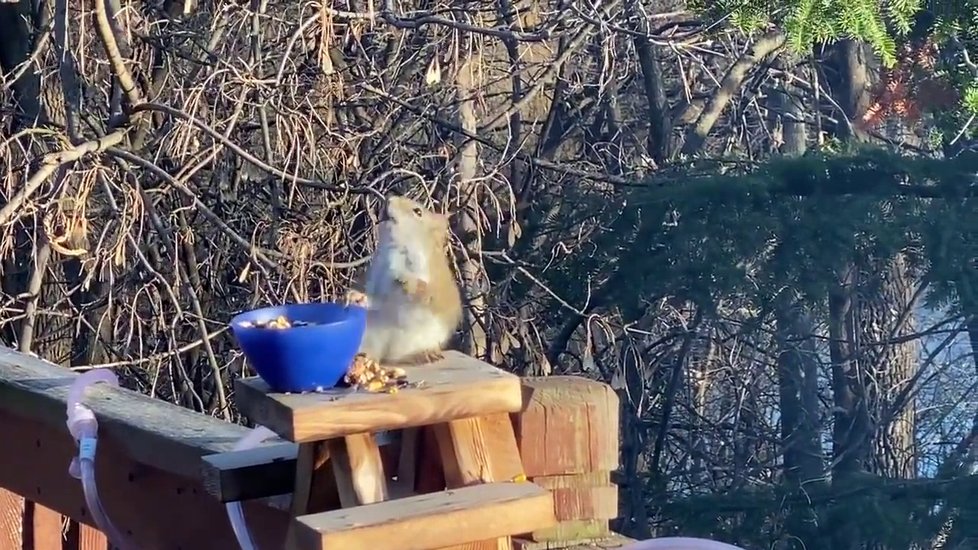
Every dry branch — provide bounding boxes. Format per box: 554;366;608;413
681;30;787;156
0;129;129;226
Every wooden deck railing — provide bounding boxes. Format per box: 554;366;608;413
0;345;626;550
0;346;292;549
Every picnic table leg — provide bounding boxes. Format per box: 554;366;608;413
290;441;341;515
328;433;389;507
432;412;527;550
286;441;340;549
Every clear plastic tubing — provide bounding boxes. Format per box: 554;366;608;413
65;369;136;550
619;537;747;550
226;425;278;550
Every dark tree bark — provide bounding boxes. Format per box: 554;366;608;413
822;39;919;550
775;298;826;548
768;71;825;518
861;255;919;480
632;6;673;164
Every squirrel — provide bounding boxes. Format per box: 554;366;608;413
345;195;463;365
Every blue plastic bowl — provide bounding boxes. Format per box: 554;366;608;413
229;302;367;393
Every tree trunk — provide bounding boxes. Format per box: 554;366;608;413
775;298;826;547
454;53;490;360
861;255;919;480
822;38;918;549
768;73;826;548
829;266;870;550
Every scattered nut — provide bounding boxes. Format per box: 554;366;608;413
344;353;414;393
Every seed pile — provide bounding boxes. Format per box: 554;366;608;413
239;316;314;329
344;353;409;393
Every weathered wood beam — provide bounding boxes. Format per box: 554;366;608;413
0;345;300;503
201;442;299;502
0;346;293;478
0;406;289;549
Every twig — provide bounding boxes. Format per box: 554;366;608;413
681;29;786;156
54;0;82;141
175;210;231;421
18;234;52;353
93;0;143;108
362;84;642;187
73;327;228;370
378;0;553;42
130;102;383;197
0;129;130;227
104;147;282;270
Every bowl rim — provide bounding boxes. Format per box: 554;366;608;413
230;302;366;331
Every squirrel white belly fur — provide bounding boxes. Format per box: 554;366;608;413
347;195;463;365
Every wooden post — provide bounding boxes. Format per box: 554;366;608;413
513;377;620;546
29;502;65;549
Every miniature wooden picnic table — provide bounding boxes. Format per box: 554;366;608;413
234;351;557;550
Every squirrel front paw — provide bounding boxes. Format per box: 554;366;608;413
396;277;430;302
344;289;370;308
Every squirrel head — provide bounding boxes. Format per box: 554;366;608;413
380;195;450;249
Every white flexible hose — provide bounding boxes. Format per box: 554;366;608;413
65;369;136;550
226;425;279;550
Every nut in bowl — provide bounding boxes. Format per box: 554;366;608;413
238;315;323;330
229;302;367;393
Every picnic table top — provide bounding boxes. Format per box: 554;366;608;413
234;351;524;442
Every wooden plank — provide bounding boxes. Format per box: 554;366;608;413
286;442;341;550
327;434;388;507
29;502;64;549
532;471;612;488
530;520;610;543
443;539;510;550
77;523;109;550
0;346;288;480
290;442;340;515
548;486;617;522
434;413;527;487
0;407;288;550
200;442;298;502
434;413;537;550
291;482;555;550
514;377;619;477
235;351;524;443
512;534;636;550
532;473;618;521
397;427;420;492
415;426;447;494
0;488;24;549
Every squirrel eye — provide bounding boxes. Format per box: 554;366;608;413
412;207;423;217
